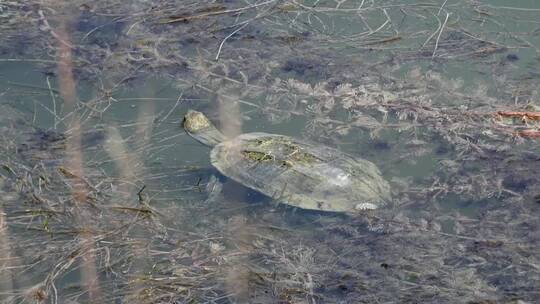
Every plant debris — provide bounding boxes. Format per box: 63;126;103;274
0;0;539;303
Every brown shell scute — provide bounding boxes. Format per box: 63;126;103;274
251;137;321;163
210;132;391;213
240;137;323;170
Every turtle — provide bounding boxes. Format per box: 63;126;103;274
182;110;391;213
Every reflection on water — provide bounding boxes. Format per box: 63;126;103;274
1;0;539;303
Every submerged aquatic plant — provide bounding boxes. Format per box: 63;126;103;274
0;0;539;303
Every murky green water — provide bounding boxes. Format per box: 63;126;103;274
1;1;539;303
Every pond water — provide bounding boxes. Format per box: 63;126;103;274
0;1;539;303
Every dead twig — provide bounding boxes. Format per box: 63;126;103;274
497;110;540;121
515;129;540;138
161;0;277;24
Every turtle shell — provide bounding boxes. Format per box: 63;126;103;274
210;132;391;212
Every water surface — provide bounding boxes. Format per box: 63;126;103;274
0;1;539;303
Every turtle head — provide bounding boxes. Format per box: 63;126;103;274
182;110;213;133
182;110;226;147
